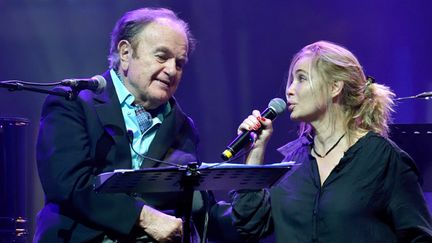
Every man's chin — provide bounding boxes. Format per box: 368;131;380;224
149;94;171;107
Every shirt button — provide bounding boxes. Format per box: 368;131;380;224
313;209;317;215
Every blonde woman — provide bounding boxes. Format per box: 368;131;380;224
230;41;432;242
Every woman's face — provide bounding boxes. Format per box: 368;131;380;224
285;56;328;122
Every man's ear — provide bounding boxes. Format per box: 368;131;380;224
331;80;344;98
118;40;132;71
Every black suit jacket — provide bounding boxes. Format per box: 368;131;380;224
35;71;200;242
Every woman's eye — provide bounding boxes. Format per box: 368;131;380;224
297;74;307;82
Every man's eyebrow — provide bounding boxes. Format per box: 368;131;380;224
154;46;188;60
154;46;171;53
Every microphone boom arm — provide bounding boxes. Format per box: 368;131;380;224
0;81;77;100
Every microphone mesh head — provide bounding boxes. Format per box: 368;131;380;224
268;98;287;115
92;75;107;93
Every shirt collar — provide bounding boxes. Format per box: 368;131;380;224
110;68;171;118
110;69;134;106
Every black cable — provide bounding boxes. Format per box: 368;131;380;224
127;130;220;243
126;130;186;168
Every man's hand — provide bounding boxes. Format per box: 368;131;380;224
138;205;183;242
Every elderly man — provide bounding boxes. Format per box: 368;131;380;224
35;8;202;242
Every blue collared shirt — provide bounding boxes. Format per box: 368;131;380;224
110;69;170;169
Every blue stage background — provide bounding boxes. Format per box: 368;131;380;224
0;1;431;241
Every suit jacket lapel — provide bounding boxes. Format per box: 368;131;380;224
94;70;131;169
143;98;185;168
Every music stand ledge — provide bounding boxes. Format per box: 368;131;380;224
93;162;292;243
390;123;432;191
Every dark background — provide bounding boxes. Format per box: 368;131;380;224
0;0;431;241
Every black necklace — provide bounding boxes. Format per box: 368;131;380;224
312;133;346;158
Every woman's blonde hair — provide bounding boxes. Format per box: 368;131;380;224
287;41;395;137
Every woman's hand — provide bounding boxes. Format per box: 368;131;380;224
237;110;273;165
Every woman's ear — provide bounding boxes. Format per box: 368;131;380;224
331;80;344;98
118;40;132;71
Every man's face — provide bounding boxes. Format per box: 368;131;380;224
120;19;188;109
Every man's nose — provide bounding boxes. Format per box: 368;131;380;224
164;59;177;77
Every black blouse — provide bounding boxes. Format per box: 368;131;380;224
231;132;432;243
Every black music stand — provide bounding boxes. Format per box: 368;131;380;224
390;124;432;191
94;162;293;243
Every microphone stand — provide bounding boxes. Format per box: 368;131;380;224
179;162;201;243
0;81;77;100
395;91;432;101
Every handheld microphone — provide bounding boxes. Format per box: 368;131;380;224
61;75;106;93
221;98;287;161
